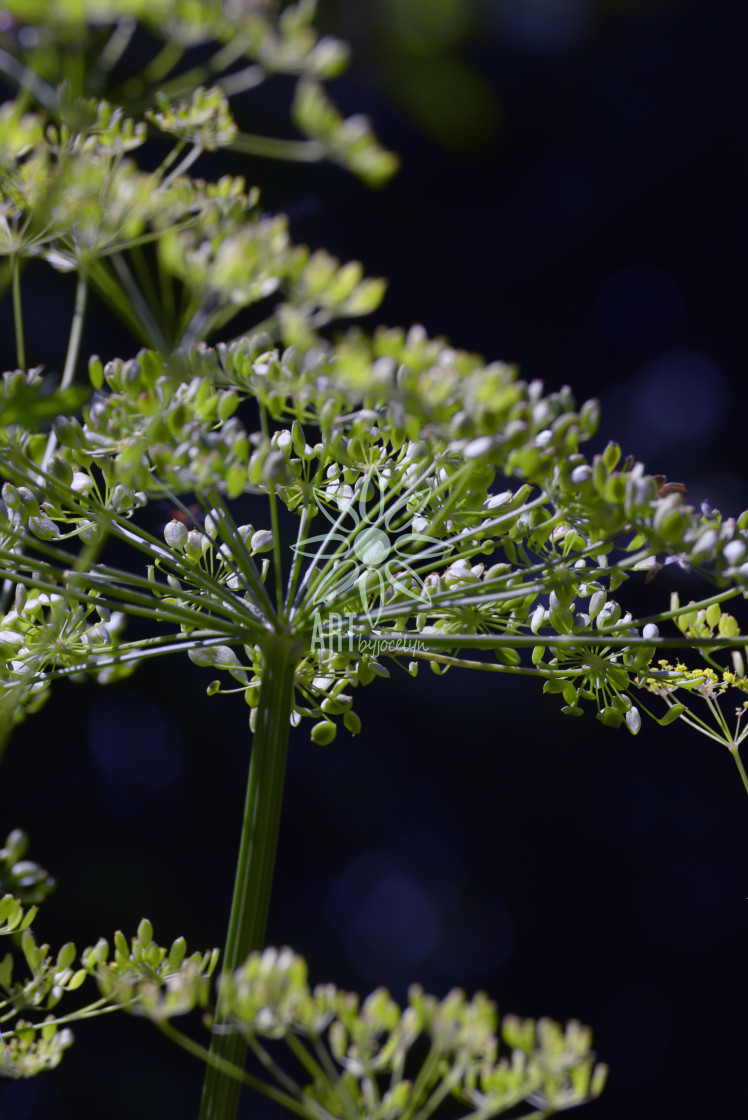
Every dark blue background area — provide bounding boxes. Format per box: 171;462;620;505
2;2;748;1117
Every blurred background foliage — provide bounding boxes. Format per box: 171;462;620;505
2;1;748;1119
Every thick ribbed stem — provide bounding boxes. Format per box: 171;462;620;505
198;634;299;1120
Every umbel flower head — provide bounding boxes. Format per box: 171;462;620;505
0;0;746;758
2;318;748;750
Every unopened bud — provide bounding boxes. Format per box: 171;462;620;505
164;520;188;549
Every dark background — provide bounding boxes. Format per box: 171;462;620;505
2;0;748;1117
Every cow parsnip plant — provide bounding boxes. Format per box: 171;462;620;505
0;3;747;1119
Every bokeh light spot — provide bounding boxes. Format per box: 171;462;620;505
488;0;591;51
633;350;728;452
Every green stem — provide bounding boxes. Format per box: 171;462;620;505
0;48;58;111
198;632;301;1120
148;38;246;104
95;17;137;77
408;650;581;678
159;1020;315;1120
86;257;153;345
284;1033;328;1086
286;501;311;610
628;587;741;629
42;273;87;469
0;997;121;1033
258;404;285;617
217;65;265;97
159;142;203;192
230;133;325;163
111;252;167;351
11;255;25;370
729;743;748;803
62;273;88;391
352;632;748;652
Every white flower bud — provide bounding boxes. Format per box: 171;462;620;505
250;529;274;554
71;472;95;494
164;520;188;549
187;530;209;555
723;540;746;566
464;436;493;459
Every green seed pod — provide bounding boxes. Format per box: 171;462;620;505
706;603;721;629
321;696;346;715
244;685;261;707
82;938;109;969
343;710;361;735
55;942;76;972
54;416;84;448
311;720;337;745
0;631;23;661
562;682;578;707
625;706;641;734
626;644;655;670
48;456;74;485
168;937;187;970
137;918;153;947
17;487;40;517
218;390;239;421
292;420;307;457
597;706;623;728
88;355;104;389
67;968;88;991
580;398;601;435
28;516;59;540
602;441;621;472
659;704;686;726
262;451;286;483
719;613;740;638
